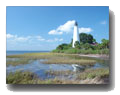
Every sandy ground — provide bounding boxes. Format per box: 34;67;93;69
79;54;109;59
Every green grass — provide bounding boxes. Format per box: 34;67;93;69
6;71;37;84
6;58;32;66
6;52;88;59
6;53;109;84
7;52;69;59
46;70;74;76
6;68;109;84
52;48;109;55
43;58;96;66
46;68;109;80
7;53;96;66
76;68;109;80
6;71;77;84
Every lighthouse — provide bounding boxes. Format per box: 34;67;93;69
72;21;80;48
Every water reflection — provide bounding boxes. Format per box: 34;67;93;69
6;58;109;80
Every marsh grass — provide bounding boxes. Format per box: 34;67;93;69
6;71;37;84
76;68;109;80
6;71;76;84
43;58;96;66
7;53;88;59
46;70;74;76
46;68;109;80
6;68;109;84
7;53;56;58
6;53;109;84
6;58;32;66
7;53;96;65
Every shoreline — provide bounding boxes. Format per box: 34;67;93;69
78;54;109;59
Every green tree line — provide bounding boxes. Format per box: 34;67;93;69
52;33;109;54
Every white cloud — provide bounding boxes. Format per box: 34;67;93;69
79;27;93;33
46;38;63;42
57;20;75;33
6;34;15;39
59;38;63;41
7;34;31;42
48;20;75;35
54;38;63;41
100;21;106;25
48;30;63;35
7;34;63;43
48;20;93;35
46;39;53;42
36;36;45;41
15;37;28;41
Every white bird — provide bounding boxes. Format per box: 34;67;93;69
72;64;85;72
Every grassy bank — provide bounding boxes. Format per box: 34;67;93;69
6;68;109;84
6;58;32;66
43;58;96;66
52;48;109;55
46;68;109;79
76;68;109;80
6;71;36;84
7;53;96;66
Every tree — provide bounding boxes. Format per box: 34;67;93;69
87;34;93;44
70;39;73;45
79;33;88;44
101;39;109;49
92;39;96;43
56;43;70;50
57;45;63;50
79;33;94;44
74;41;80;49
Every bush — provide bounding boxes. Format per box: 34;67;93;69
52;48;109;54
64;48;78;54
74;41;80;49
99;49;109;54
52;37;109;54
52;49;60;53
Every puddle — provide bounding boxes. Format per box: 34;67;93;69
6;59;73;79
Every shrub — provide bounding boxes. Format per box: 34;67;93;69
64;48;76;54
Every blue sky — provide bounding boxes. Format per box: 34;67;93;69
6;6;109;51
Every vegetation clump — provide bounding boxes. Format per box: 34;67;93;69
76;68;109;80
7;53;96;66
43;58;96;66
6;58;32;66
6;71;36;84
6;68;109;84
52;33;109;54
46;68;109;80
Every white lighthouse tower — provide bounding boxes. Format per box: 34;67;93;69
72;21;80;48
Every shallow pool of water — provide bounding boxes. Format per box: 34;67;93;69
6;58;109;80
7;59;73;79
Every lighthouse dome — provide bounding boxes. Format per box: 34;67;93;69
75;21;78;26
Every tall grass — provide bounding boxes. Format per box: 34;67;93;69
76;68;109;80
6;58;32;66
43;58;96;66
7;53;96;65
6;68;109;84
6;71;36;84
6;71;76;84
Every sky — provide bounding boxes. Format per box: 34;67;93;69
6;6;109;51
